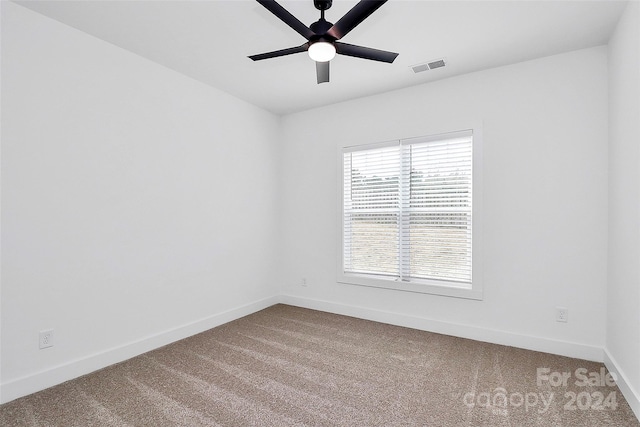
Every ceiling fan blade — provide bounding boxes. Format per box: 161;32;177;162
335;41;398;63
326;0;388;40
316;61;330;84
249;44;309;61
256;0;315;40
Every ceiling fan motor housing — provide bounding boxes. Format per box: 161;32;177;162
310;19;334;42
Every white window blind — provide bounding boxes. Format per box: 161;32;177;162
342;130;473;287
343;144;400;277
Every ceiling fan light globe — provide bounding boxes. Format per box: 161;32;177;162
308;41;336;62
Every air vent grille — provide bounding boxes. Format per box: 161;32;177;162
411;64;430;73
411;58;446;73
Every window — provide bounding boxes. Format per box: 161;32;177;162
339;128;482;299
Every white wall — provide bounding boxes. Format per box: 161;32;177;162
280;46;609;361
1;2;281;402
606;0;640;417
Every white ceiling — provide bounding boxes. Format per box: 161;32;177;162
15;0;627;115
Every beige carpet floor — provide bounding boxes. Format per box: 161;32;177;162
1;304;638;426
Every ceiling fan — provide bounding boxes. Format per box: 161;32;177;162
249;0;398;84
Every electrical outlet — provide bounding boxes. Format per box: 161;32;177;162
556;307;568;323
39;329;54;349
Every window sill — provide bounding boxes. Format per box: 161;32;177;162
337;272;483;300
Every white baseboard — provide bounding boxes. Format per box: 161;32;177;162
279;294;604;362
0;295;279;404
604;348;640;422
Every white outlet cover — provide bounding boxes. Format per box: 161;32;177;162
39;329;54;349
556;307;569;323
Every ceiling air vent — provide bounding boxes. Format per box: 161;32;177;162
411;58;446;73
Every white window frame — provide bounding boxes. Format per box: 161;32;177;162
337;123;483;300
